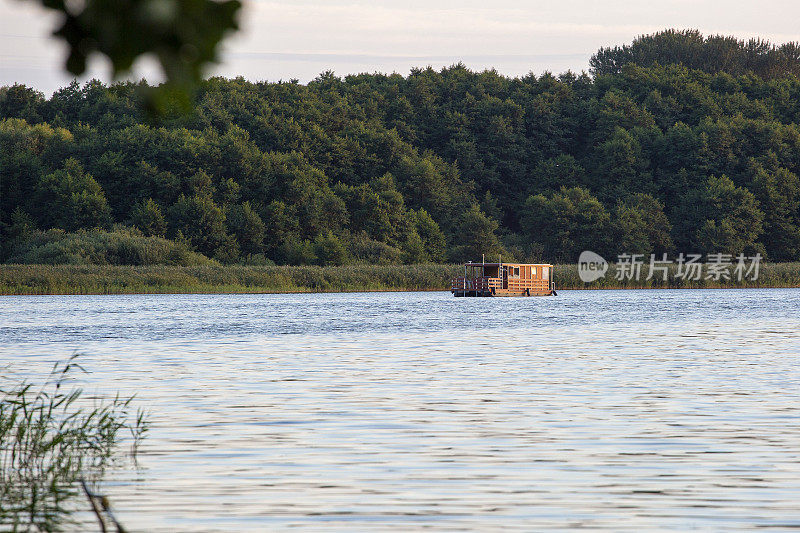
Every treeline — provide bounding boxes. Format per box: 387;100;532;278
2;29;800;266
591;29;800;79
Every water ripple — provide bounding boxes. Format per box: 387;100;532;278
2;289;800;530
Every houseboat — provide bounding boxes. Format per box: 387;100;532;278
451;260;555;297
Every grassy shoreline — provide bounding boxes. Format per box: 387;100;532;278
2;262;800;295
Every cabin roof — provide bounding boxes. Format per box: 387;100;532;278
463;262;552;267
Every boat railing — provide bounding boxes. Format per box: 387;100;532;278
451;276;552;292
451;276;501;291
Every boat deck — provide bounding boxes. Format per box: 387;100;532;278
451;262;555;297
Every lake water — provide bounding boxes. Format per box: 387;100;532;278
2;289;800;531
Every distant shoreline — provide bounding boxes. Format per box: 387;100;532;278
2;263;799;295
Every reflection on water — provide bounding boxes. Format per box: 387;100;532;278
2;289;800;531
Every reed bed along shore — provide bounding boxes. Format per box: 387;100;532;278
1;263;800;295
0;264;459;295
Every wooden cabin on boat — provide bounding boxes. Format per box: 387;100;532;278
451;261;555;297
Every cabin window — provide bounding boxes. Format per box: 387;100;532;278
532;267;537;277
542;267;549;280
512;267;519;278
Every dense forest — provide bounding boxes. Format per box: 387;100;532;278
3;29;800;266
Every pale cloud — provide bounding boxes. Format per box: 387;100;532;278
234;0;800;53
244;1;660;40
1;0;799;94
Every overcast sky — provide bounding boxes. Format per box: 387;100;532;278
2;0;800;95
